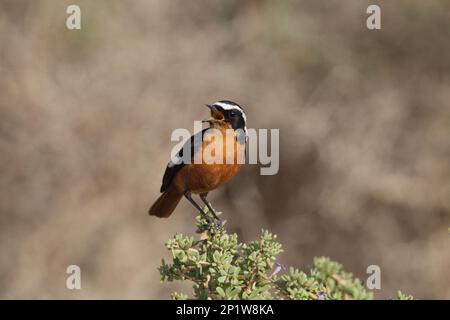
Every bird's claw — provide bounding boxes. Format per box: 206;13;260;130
213;218;223;230
201;216;223;235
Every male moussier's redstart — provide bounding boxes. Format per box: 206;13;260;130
149;100;247;226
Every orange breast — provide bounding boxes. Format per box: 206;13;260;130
173;124;245;194
175;162;241;194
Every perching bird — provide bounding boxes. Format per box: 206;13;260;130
149;100;247;226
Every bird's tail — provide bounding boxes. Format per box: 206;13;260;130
148;185;183;218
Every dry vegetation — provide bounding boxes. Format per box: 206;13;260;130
0;0;449;298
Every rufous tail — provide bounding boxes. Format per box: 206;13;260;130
148;185;183;218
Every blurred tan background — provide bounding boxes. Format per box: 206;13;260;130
1;0;449;299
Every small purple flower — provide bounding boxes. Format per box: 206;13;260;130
270;262;286;277
317;291;326;300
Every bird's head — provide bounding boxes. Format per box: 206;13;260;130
203;100;247;134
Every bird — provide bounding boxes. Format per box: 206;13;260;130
148;100;247;227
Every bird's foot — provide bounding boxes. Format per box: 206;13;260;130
205;217;224;235
195;213;224;235
195;205;225;235
205;218;221;235
196;211;214;233
213;217;223;231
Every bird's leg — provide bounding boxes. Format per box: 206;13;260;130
184;191;214;226
200;193;222;228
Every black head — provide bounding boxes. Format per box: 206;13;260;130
206;100;247;133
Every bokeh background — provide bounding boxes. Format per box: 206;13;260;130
1;0;449;299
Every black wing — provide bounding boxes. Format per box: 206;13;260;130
160;129;207;192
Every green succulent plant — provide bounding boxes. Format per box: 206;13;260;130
159;209;412;300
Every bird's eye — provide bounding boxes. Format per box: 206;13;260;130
230;111;236;117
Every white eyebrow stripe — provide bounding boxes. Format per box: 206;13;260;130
214;102;243;112
213;102;247;122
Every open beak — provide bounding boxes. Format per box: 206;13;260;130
203;104;224;124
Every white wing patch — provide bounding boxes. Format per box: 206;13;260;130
168;154;183;168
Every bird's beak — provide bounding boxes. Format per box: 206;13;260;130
203;104;224;124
